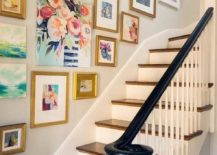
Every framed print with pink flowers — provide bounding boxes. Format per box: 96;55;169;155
121;12;139;44
95;35;117;67
94;0;119;33
36;0;92;67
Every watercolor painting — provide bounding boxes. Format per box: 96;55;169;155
0;63;26;99
2;0;21;14
0;23;26;58
80;80;92;92
42;84;58;111
101;1;112;19
121;12;139;44
136;0;150;7
4;130;19;149
36;0;92;67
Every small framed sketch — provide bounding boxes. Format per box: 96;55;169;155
73;73;97;100
0;0;26;19
160;0;180;9
121;12;139;44
31;72;69;128
129;0;156;18
94;0;119;33
95;35;117;67
0;123;26;155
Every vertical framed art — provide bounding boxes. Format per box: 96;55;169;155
73;72;97;100
121;12;139;44
31;72;69;128
0;123;26;155
36;0;92;67
94;0;119;33
95;35;117;67
160;0;180;9
129;0;156;18
0;0;26;19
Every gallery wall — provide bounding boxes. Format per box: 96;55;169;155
0;0;200;155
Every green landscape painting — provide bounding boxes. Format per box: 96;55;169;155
0;23;26;58
0;63;27;99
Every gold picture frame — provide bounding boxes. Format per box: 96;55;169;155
0;0;26;19
121;12;139;44
30;71;69;128
94;0;119;33
129;0;156;18
95;35;117;67
73;72;97;100
0;123;26;155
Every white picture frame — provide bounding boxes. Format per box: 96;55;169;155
160;0;180;9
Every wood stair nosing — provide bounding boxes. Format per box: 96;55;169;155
138;63;198;68
149;48;181;53
76;142;105;155
126;81;214;88
95;119;203;141
112;99;213;113
168;34;191;42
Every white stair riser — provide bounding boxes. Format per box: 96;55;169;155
126;84;197;101
96;127;139;144
168;39;187;48
112;105;199;127
76;152;89;155
138;68;197;82
150;52;178;64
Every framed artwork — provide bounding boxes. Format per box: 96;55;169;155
160;0;180;8
31;71;69;128
0;0;26;19
36;1;92;67
129;0;156;18
0;23;26;58
121;12;139;44
94;0;119;33
0;63;26;99
0;123;26;155
95;35;117;67
73;72;97;100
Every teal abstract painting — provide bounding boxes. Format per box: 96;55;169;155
0;63;27;99
0;23;26;58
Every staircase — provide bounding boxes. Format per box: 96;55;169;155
75;30;214;154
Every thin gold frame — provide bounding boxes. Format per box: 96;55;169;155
95;35;117;67
129;0;156;18
0;123;26;155
94;0;119;33
73;72;97;100
30;71;69;128
0;0;26;19
120;12;140;44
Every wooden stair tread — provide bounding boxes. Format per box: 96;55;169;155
138;64;198;68
168;34;190;41
149;48;181;53
76;142;105;155
95;119;203;141
126;81;214;88
112;99;213;112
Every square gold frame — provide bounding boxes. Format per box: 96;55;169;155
129;0;156;18
73;72;98;100
0;0;26;19
94;0;119;33
0;123;26;155
120;12;140;44
30;71;69;128
95;35;117;67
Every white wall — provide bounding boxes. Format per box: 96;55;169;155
0;0;200;155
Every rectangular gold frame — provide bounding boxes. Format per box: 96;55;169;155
94;0;119;33
95;35;117;67
129;0;156;18
120;12;140;44
30;71;69;128
0;123;26;155
73;72;97;100
0;0;26;19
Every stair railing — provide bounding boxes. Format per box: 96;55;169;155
105;7;214;155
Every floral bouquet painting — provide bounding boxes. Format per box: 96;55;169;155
36;0;92;67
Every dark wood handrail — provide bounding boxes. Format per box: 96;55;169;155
105;7;214;155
